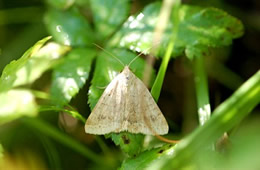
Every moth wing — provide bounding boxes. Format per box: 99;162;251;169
85;73;126;134
126;73;169;135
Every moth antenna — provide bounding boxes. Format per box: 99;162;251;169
127;52;143;67
93;43;125;67
128;41;161;67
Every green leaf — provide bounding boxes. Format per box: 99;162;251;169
88;48;155;110
0;89;37;125
120;144;174;170
50;48;96;106
109;2;173;57
0;37;51;91
109;2;244;59
47;0;75;9
90;0;130;39
44;7;94;46
0;41;70;92
179;6;244;59
110;132;144;157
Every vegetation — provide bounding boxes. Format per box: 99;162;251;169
0;0;259;169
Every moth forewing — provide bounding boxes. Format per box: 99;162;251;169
85;66;169;135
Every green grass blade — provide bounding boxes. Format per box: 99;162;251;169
162;70;260;169
22;117;108;166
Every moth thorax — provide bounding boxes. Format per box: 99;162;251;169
123;66;134;86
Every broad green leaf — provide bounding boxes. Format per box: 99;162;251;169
88;48;155;110
108;2;173;57
50;48;96;106
45;7;94;47
120;144;174;170
90;0;130;39
109;2;244;59
110;132;144;157
0;41;70;92
0;89;37;125
47;0;75;9
179;6;243;59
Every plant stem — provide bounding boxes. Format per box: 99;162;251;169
193;56;211;125
39;105;86;123
151;0;181;101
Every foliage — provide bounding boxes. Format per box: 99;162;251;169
0;0;259;169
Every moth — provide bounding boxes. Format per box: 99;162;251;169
85;68;169;135
85;47;169;135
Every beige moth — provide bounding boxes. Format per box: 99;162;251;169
85;49;169;135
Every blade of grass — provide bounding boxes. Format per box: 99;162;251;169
151;0;180;101
37;135;61;169
162;70;260;169
206;57;244;90
22;117;109;166
38;105;110;155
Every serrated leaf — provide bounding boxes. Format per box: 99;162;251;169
90;0;130;39
50;48;96;106
110;132;144;157
179;6;243;59
88;48;155;110
0;38;70;92
45;7;94;46
109;2;244;59
0;37;51;92
108;2;174;57
120;144;174;170
0;89;37;125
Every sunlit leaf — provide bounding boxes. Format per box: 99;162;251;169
45;7;94;46
109;2;244;59
90;0;130;39
50;48;96;106
0;89;37;125
0;40;70;92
